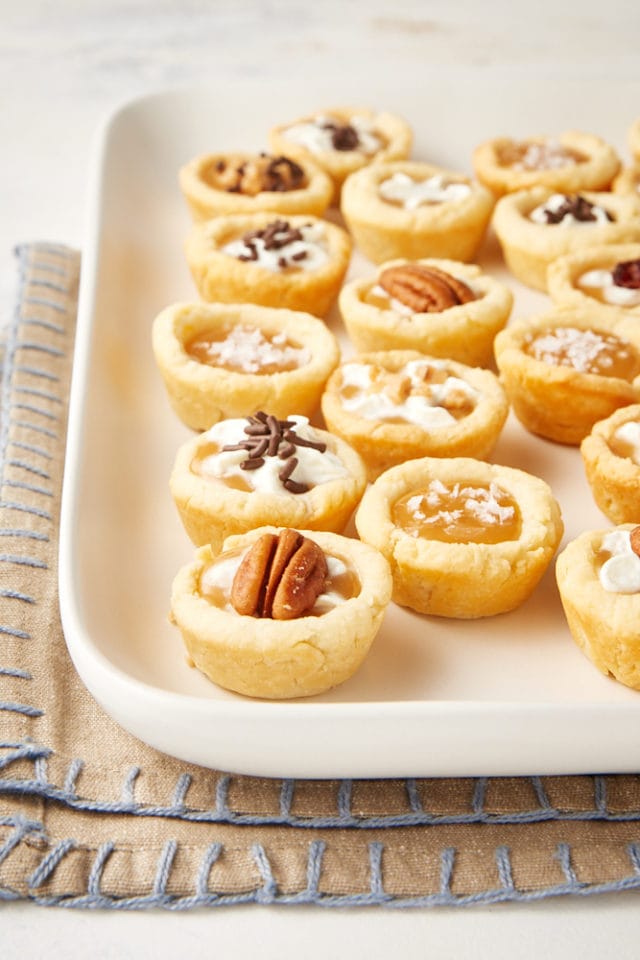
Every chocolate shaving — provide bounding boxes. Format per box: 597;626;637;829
612;258;640;290
542;194;613;225
222;412;328;493
234;219;312;270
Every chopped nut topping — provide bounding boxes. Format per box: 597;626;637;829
230;528;328;619
205;154;306;196
613;259;640;290
221;411;327;493
378;264;476;314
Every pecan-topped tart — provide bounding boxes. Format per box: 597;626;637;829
179;150;333;220
170;412;367;551
492;187;640;291
321;350;508;479
268;107;412;202
152;301;340;430
185;212;352;317
556;523;640;691
355;456;563;619
339;258;512;368
170;526;392;699
472;130;620;197
340;160;494;264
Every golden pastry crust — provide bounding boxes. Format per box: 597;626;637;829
178;151;333;221
547;243;640;320
152;301;340;431
320;350;509;480
492;187;640;291
170;418;368;551
629;119;640;164
340;160;494;264
472;130;620;197
355;456;563;619
170;527;392;699
338;258;513;367
493;307;640;445
268;107;412;201
556;525;640;690
581;404;640;524
612;164;640;197
184;212;352;317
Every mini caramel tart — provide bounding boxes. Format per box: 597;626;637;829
548;243;640;321
268;107;412;202
339;258;513;368
629;119;640;165
321;350;508;480
355;457;563;619
178;151;333;221
494;308;640;445
492;187;640;291
581;404;640;524
185;213;352;317
556;524;640;690
340;160;494;264
170;526;392;699
170;412;367;551
612;164;640;198
472;131;620;197
152;301;340;430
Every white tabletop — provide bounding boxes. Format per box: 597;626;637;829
3;1;640;956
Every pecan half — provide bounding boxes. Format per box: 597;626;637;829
378;264;476;314
231;529;328;620
630;525;640;558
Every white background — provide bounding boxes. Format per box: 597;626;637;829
3;0;640;956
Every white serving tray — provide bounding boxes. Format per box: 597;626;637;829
59;79;640;778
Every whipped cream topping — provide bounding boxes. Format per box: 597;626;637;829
201;549;349;615
599;528;640;593
578;268;640;307
612;420;640;464
222;221;329;273
198;416;349;495
339;359;478;429
378;172;472;210
191;325;310;373
281;114;382;156
529;193;612;226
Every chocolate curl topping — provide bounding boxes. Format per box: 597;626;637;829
543;194;613;225
222;413;326;493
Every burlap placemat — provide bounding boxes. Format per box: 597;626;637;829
2;243;640;909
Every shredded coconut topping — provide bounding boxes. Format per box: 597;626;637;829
190;325;310;374
526;326;629;375
408;481;516;534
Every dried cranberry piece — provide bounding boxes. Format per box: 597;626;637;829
612;259;640;289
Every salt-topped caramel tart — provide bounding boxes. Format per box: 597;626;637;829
340;160;494;264
170;526;392;699
581;404;640;524
152;301;340;430
179;151;333;221
268;107;412;201
472;131;620;197
492;187;640;291
355;457;563;619
185;213;352;317
548;244;640;321
170;412;367;550
339;258;512;367
494;308;640;444
556;524;640;690
321;350;508;480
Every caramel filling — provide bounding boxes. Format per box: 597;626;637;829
191;441;252;491
393;480;521;544
523;327;640;380
185;325;306;374
497;140;587;171
199;548;360;615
